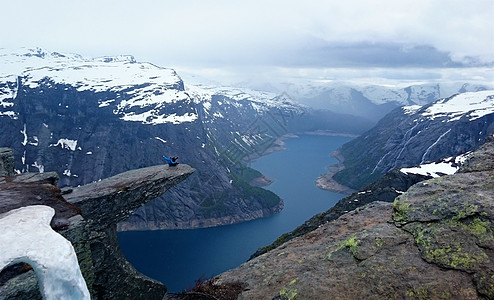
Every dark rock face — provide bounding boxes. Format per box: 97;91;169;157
0;148;14;176
0;73;372;230
0;148;195;300
332;92;494;189
215;141;494;299
0;79;285;230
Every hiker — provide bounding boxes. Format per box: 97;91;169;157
163;155;179;166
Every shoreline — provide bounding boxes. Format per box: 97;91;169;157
315;149;356;195
243;134;294;187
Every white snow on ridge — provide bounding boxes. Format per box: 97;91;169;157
185;83;301;113
422;90;494;121
0;47;197;125
400;153;470;178
402;105;422;115
121;111;198;125
401;162;457;178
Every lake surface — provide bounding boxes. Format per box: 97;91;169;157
118;134;352;292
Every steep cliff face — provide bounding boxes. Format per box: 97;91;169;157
331;90;494;190
213;139;494;300
0;48;373;230
0;148;195;300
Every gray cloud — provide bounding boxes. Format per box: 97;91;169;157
0;0;492;84
281;42;466;68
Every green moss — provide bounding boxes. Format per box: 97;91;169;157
405;287;430;299
453;204;479;221
393;198;411;223
425;245;488;269
279;279;298;299
465;218;491;236
326;235;361;260
375;237;384;247
343;236;360;256
336;235;360;257
412;227;431;248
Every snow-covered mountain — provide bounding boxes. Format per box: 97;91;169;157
0;47;193;125
0;47;371;230
331;90;494;189
241;79;492;121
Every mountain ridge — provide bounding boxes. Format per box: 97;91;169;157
328;90;494;190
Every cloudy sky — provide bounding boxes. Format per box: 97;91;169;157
1;0;493;85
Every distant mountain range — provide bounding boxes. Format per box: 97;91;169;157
240;79;492;121
0;47;372;230
331;90;494;189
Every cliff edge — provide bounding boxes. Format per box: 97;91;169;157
213;140;494;299
0;151;195;300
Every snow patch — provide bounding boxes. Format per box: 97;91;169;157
422;90;494;121
402;105;421;115
121;111;197;125
0;205;90;300
20;124;28;146
155;137;167;143
401;153;470;178
51;139;78;151
32;161;44;173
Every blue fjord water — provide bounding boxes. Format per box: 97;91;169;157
117;134;352;292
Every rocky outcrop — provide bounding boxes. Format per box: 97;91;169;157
214;140;494;299
64;164;194;299
0;148;195;300
251;169;430;259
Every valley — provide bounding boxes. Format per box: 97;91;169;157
0;48;493;300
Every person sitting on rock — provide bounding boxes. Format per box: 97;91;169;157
163;155;179;166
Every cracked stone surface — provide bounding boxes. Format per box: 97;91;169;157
216;141;494;299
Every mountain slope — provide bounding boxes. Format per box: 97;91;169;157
0;48;371;230
331;90;494;189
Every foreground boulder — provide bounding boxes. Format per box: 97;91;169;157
214;140;494;299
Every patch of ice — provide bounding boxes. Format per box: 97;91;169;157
51;139;78;151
